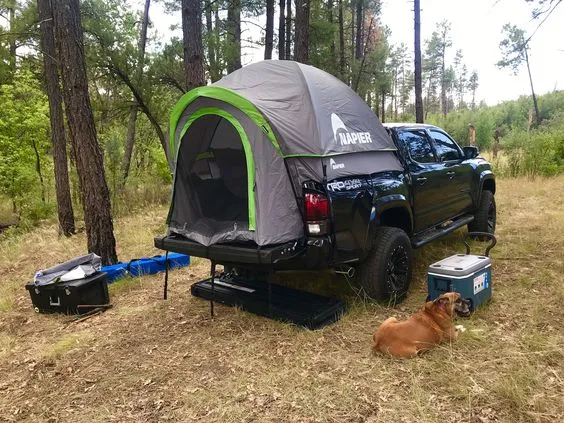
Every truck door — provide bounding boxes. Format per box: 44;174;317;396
428;129;473;217
396;129;444;232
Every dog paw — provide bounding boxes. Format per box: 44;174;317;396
455;324;467;333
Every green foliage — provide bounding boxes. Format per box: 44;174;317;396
497;24;528;74
0;0;562;236
499;115;564;177
0;69;50;221
427;90;564;177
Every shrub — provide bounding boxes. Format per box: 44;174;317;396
495;115;564;177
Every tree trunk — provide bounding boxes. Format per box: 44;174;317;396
355;0;363;60
524;48;541;126
205;1;219;81
31;139;46;203
285;0;292;59
121;0;151;189
294;0;309;64
350;0;355;64
278;0;286;59
8;1;16;75
393;69;398;120
37;0;75;236
52;0;117;264
265;0;274;59
338;0;345;79
327;0;336;73
227;0;242;73
414;0;424;123
213;7;222;79
380;89;386;123
440;47;447;118
182;0;206;89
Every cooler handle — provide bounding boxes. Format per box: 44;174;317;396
464;232;497;257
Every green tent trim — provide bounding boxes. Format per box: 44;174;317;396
281;148;398;159
170;86;281;159
177;108;256;231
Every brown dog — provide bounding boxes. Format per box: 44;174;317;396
373;292;470;358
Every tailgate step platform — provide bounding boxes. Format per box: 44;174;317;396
191;275;346;329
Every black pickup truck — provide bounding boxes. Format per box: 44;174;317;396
156;122;495;302
155;61;496;303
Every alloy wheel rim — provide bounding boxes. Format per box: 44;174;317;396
488;200;496;232
386;245;409;294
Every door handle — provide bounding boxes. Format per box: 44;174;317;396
417;177;427;185
446;171;455;179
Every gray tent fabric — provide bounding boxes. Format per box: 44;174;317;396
167;60;401;247
34;253;101;286
213;60;398;157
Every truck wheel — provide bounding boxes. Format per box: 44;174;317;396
358;227;413;304
468;190;496;235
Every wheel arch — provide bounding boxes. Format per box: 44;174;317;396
482;178;496;194
373;195;413;236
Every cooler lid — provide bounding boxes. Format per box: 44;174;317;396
428;254;491;277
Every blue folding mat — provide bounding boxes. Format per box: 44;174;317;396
101;253;190;283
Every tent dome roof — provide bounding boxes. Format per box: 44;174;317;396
212;60;396;157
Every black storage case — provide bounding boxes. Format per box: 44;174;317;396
25;272;109;315
191;274;346;329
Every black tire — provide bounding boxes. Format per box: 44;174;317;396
358;227;413;304
468;190;496;235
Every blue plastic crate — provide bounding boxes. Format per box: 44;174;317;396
102;253;190;283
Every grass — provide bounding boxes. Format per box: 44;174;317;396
0;176;563;422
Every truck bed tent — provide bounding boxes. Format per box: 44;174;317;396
167;60;402;247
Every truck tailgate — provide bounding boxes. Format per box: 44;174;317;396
154;235;305;265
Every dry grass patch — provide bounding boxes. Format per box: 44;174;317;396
0;177;563;422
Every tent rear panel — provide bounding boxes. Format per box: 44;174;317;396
169;98;303;247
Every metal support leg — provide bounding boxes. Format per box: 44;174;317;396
163;250;169;300
210;260;216;318
267;269;273;318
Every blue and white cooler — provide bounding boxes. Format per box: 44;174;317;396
427;233;496;312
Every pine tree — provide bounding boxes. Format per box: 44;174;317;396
52;0;117;264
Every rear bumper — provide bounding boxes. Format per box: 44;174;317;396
154;235;332;269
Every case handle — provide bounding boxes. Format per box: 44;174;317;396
464;232;497;257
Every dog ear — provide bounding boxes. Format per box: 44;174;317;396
439;296;451;305
434;295;451;305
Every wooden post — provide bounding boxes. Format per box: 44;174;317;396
468;124;476;147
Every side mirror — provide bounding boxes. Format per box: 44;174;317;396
462;146;479;160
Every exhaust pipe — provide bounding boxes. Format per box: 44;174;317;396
334;265;355;278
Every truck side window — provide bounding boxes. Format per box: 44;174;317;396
430;130;462;161
397;130;436;164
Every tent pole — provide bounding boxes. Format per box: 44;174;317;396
210;260;216;318
163;250;169;300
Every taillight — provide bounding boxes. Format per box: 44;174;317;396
304;191;330;235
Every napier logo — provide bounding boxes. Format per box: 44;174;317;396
329;158;344;170
330;113;372;146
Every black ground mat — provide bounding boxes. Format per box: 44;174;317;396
191;275;346;329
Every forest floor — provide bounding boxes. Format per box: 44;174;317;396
0;176;563;423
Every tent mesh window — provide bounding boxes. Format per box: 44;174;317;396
178;115;249;236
